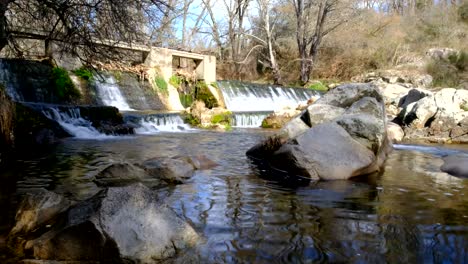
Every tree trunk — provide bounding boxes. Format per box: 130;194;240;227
0;0;11;52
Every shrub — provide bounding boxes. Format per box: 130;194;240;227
459;2;468;24
72;67;93;81
154;77;168;94
426;60;460;88
448;51;468;71
51;67;81;102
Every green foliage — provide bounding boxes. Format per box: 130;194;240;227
154;76;168;94
461;104;468;111
211;111;232;124
169;75;184;88
72;67;93;81
195;81;218;109
51;67;81;102
308;81;328;91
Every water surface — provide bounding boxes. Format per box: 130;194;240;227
1;129;468;263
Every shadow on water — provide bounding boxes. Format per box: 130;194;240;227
1;130;468;263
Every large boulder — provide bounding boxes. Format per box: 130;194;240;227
247;83;391;181
441;154;468;178
13;184;199;263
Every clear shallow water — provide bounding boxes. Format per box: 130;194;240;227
2;130;468;263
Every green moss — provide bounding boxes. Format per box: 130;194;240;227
169;75;184;88
184;114;200;126
211;111;232;124
113;71;123;82
154;77;168;94
261;119;273;128
195;81;218;109
308;81;328;91
179;94;193;108
73;67;93;81
210;82;218;89
51;67;81;102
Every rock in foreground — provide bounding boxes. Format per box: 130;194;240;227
247;83;392;181
441;154;468;178
9;184;199;263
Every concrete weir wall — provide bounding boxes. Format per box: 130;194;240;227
144;47;218;110
1;38;220;111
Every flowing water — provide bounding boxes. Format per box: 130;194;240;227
231;111;272;128
218;81;319;112
95;75;134;111
1;130;468;263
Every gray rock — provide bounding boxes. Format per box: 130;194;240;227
335;114;385;153
93;163;155;187
398;88;432;109
9;190;71;237
247;83;391;181
270;123;376;180
27;184;199;262
441;154;468;178
316;83;384;108
142;157;196;184
387;122;404;143
305;104;346;127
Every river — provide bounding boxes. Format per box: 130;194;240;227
1;128;467;263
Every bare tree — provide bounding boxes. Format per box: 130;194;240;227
0;0;168;60
255;0;282;84
291;0;348;84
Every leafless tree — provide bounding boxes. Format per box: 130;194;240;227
0;0;168;60
291;0;349;84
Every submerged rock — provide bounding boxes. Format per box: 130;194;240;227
11;184;199;263
247;83;392;181
142;156;197;184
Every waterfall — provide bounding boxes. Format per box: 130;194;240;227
124;112;194;134
231;111;271;128
218;81;319;112
42;107;113;139
95;76;134;111
0;60;23;101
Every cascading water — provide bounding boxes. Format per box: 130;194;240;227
42;107;112;139
217;81;319;128
231;111;271;128
0;60;24;101
95;76;134;111
124;112;194;134
218;81;319;112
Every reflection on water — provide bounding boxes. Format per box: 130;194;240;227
1;130;468;263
